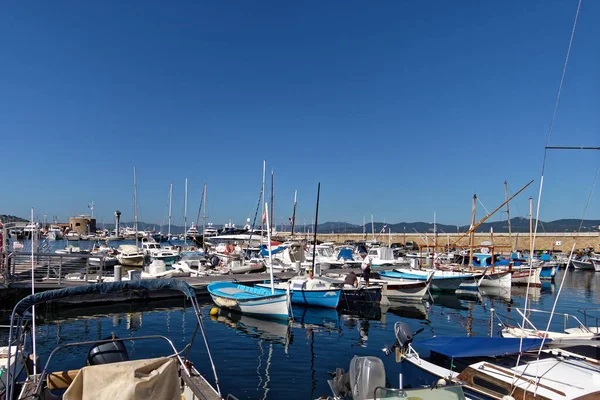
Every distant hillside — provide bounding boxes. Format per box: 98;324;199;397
316;218;600;234
0;214;28;224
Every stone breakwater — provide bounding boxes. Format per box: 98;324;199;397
278;232;600;252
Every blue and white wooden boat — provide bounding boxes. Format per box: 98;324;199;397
379;268;475;292
390;321;600;400
207;282;290;320
256;276;341;308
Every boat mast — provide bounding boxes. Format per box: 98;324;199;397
30;207;37;377
203;184;207;246
310;183;321;279
265;202;274;294
505;180;513;249
134;167;138;248
184;177;188;246
371;214;374;241
270;170;274;235
433;212;437;265
261;160;266;236
468;194;476;268
363;216;366;240
168;182;173;239
290;190;297;237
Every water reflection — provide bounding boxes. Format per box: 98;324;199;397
385;300;429;321
209;308;292;348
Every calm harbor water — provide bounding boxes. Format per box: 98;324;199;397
3;241;600;399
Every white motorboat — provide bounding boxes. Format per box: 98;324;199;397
116;245;144;267
46;225;64;240
65;231;80;241
141;240;179;265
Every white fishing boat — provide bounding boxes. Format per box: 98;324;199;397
572;257;595;271
509;266;542;287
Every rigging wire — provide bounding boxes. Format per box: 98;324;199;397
577;165;600;232
512;0;583;393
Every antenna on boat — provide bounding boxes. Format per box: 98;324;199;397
310;183;320;279
30;207;37;378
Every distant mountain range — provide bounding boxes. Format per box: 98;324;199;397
104;217;600;234
316;218;600;234
1;215;598;234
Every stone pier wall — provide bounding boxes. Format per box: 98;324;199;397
277;232;600;252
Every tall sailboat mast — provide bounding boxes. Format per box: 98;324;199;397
184;177;188;246
203;184;207;247
168;182;173;239
270;170;274;235
261;160;266;234
290;190;297;237
504;180;513;249
134;167;138;248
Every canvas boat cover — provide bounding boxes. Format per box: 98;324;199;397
337;248;354;261
14;279;196;316
63;357;179;400
259;244;286;257
419;336;548;358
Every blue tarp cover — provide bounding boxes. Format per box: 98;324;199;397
14;279;196;316
260;245;286;257
337;248;354;261
419;336;547;358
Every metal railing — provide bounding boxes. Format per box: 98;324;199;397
1;251;115;286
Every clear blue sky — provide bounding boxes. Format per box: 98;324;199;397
2;0;598;228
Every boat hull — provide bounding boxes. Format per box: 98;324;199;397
117;255;144;267
572;259;595;271
207;282;289;320
381;269;472;292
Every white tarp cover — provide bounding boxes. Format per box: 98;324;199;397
63;357;180;400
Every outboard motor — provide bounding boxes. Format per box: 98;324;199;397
210;254;220;268
385;322;423;356
86;337;129;366
348;356;386;400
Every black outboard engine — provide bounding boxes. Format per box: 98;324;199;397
395;322;415;349
385;322;422;356
86;337;129;366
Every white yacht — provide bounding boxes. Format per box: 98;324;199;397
46;225;64;240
